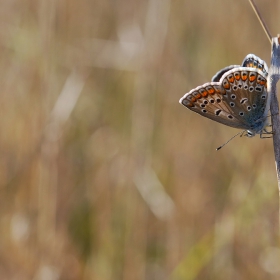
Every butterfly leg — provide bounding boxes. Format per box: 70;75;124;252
260;134;273;138
264;127;273;132
260;129;273;138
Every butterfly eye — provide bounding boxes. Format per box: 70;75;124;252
244;85;248;90
247;106;251;111
203;100;208;104
202;109;207;113
228;115;233;119
252;104;257;108
231;94;236;99
216;98;221;103
249;86;254;92
232;86;238;91
230;102;235;107
240;98;248;104
261;95;266;99
239;112;244;116
255;86;262;92
210;99;215;103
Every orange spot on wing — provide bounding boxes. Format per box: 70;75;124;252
249;74;256;82
186;102;194;107
223;81;230;89
206;87;215;95
241;72;248;81
234;73;241;80
193;92;201;99
200;89;208;97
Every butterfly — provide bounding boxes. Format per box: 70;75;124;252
179;54;271;140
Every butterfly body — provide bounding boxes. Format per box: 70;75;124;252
179;54;270;137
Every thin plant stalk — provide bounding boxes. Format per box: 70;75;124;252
248;0;272;43
269;37;280;231
247;0;280;232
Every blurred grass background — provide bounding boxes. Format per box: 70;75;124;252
1;0;280;279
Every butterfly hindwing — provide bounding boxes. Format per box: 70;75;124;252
242;54;268;77
219;67;268;131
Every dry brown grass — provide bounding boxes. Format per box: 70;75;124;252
1;0;280;279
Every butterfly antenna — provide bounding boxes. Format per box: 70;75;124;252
216;131;245;151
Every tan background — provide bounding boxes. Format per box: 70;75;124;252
1;0;280;279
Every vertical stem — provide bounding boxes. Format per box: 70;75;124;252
247;0;272;43
269;36;280;232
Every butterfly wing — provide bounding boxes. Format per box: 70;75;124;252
211;65;240;82
242;54;268;77
211;54;268;83
218;67;268;132
179;82;249;129
179;67;268;131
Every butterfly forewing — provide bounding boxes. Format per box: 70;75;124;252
179;82;250;129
